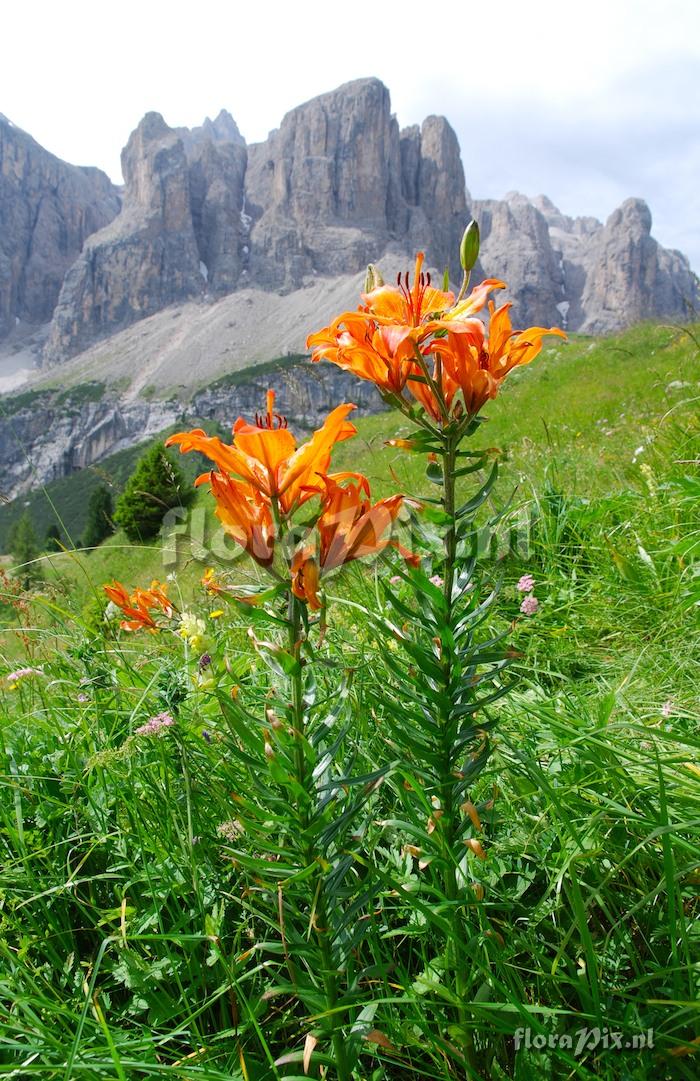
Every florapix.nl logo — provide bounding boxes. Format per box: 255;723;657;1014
514;1026;655;1057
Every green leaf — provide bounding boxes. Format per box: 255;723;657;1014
426;460;444;485
248;628;301;677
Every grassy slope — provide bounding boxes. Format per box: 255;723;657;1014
1;320;697;720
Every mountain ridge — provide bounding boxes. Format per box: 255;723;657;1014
1;79;698;501
2;77;696;374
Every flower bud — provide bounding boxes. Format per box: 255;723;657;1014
459;219;480;271
364;263;384;293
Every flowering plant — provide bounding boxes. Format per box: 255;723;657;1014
103;222;564;1077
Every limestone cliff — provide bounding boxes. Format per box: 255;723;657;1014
0;361;383;500
1;78;697;373
0;114;119;339
43;113;205;363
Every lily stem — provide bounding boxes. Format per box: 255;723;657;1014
287;595;351;1081
440;433;477;1076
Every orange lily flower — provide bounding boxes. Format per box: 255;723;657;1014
361;253;504;330
203;469;276;566
104;579;174;632
361;251;454;328
307;315;420;397
306;252;505;400
291;474;417;609
419;302;567;420
166;391;357;515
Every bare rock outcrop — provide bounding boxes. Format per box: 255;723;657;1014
175;108;245;155
188;137;248;294
0;114;119;339
0;360;384;500
475;193;565;327
403;116;469;280
579;198;697;333
44;113;205;363
245;78;403;289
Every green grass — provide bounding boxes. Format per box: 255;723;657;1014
0;321;698;1078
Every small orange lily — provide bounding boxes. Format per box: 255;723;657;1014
166;392;357;515
307;316;420;397
361;252;455;328
104;579;174;632
291;474;417;609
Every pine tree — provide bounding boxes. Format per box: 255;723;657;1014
113;442;192;542
8;511;43;586
45;524;63;552
82;485;115;549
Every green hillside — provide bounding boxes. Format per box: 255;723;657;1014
3;320;695;567
2;322;698;553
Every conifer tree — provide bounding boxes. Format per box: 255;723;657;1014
82;485;115;549
8;511;43;586
44;523;63;552
113;442;192;542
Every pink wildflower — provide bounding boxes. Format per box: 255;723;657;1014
135;711;175;737
77;693;89;703
520;595;539;616
217;819;244;842
390;575;402;585
661;700;673;718
5;666;42;686
517;574;535;593
429;574;444;587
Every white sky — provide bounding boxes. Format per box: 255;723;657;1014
3;0;699;269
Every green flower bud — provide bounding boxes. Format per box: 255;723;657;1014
459;219;480;272
364;264;384;293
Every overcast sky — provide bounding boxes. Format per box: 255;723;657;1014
3;0;699;269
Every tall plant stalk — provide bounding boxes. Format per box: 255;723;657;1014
438;430;478;1072
286;594;351;1081
304;224;562;1073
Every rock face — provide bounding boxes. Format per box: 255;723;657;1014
475;193;565;327
44;114;207;362
0;114;120;339
0;361;384;500
475;191;698;333
579;198;697;333
2;78;697;368
44;110;251;363
244;78;403;289
188;137;248;295
44;79;473;357
401;116;469;278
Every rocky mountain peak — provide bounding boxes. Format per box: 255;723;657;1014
609;196;653;236
3;78;695;366
176;109;246;157
0;116;119;338
120;112;190;219
200;108;245;146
